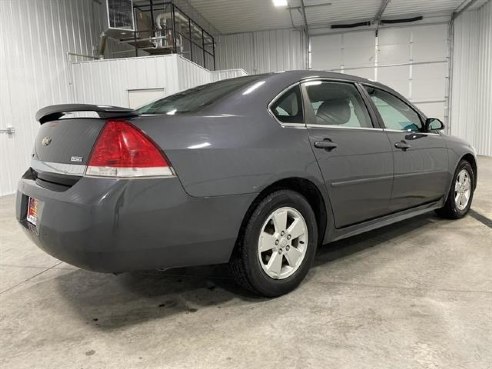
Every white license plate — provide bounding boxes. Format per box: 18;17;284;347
27;197;39;226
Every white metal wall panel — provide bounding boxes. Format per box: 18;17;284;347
311;24;450;122
450;12;480;146
475;1;492;157
216;33;256;75
253;30;307;74
72;54;246;107
176;56;211;91
0;0;101;196
210;69;248;81
216;29;306;74
451;2;492;156
72;55;181;108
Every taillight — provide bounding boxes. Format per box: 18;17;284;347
86;120;174;177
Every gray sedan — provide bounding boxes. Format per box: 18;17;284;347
16;71;477;297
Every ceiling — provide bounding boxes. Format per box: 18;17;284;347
188;0;484;34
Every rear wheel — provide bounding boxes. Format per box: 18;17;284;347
230;190;318;297
436;160;475;219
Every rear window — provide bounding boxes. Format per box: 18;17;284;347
137;75;264;115
270;85;303;123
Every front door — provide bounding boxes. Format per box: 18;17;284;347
363;85;449;212
302;80;394;228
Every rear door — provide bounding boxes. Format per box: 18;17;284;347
302;80;394;228
362;85;448;211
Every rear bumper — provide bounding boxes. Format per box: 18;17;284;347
16;171;254;273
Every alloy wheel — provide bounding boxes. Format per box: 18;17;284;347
454;168;472;211
257;207;308;280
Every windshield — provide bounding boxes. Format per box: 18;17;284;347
137;75;264;115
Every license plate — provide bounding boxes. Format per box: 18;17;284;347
27;197;39;226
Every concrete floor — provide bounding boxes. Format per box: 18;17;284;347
1;157;491;369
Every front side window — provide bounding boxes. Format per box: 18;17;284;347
364;86;422;132
304;81;373;128
270;85;304;123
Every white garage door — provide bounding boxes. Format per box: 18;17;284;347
311;24;449;123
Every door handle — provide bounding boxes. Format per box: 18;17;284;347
394;141;411;151
314;140;338;151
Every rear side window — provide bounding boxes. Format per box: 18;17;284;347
270;85;304;123
137;75;263;115
304;81;373;128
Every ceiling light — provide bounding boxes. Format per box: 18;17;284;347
273;0;288;7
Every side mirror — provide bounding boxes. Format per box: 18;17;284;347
424;118;445;132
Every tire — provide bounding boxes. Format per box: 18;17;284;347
436;160;475;219
230;190;318;297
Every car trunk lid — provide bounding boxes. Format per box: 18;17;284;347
33;104;138;166
34;118;105;166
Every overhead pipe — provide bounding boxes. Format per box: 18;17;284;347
155;12;167;30
97;31;107;59
331;21;372;29
155;12;168;47
380;16;423;24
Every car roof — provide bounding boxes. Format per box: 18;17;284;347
254;70;402;95
250;70;398;95
256;70;408;105
209;70;426;119
257;69;373;84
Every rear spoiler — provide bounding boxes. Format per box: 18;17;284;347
35;104;138;124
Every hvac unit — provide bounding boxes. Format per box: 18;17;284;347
102;0;135;38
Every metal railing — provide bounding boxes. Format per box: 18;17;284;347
127;1;216;70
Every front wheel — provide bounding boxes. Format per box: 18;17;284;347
230;190;318;297
436;160;475;219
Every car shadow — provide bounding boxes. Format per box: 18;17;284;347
313;213;435;267
54;263;259;331
54;212;438;330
